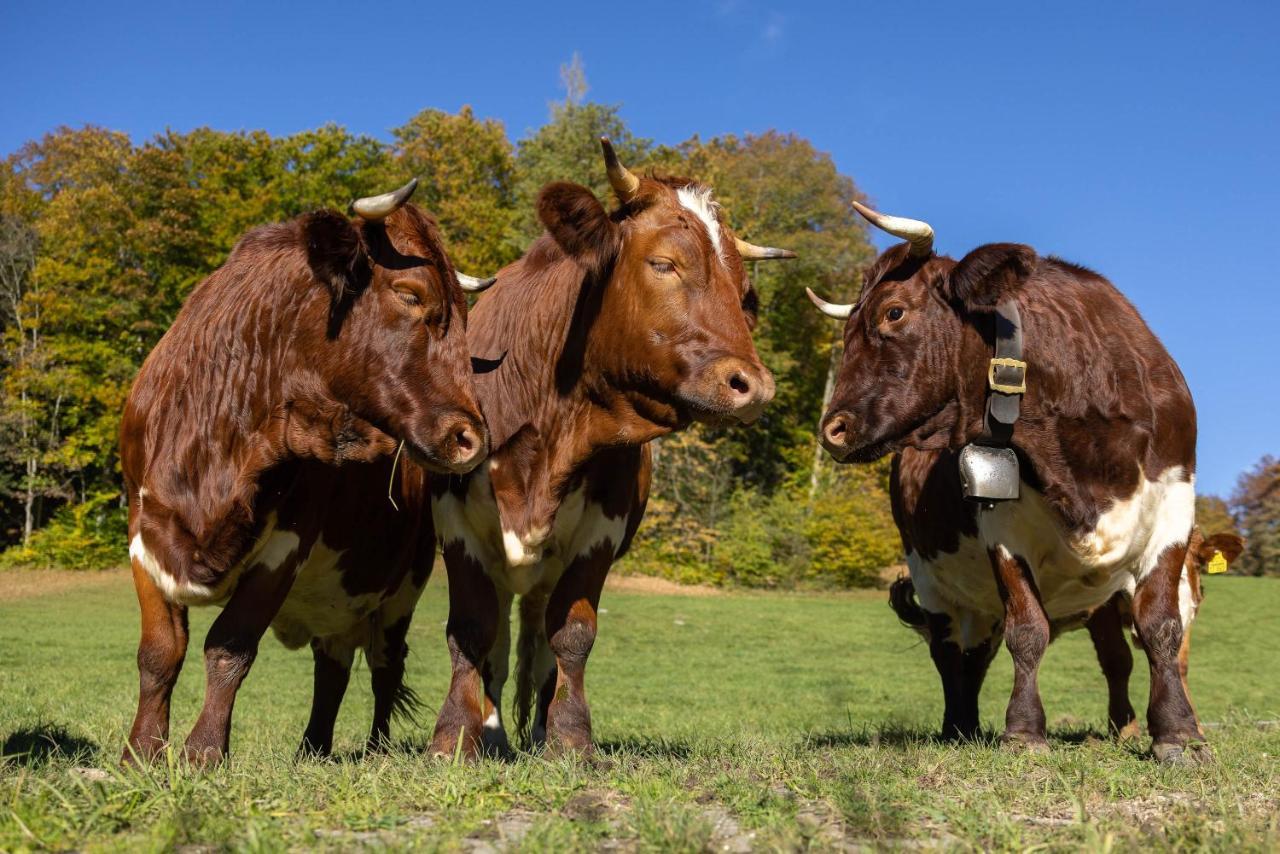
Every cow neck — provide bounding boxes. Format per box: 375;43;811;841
469;259;673;546
952;301;1097;533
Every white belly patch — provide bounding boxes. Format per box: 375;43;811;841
910;467;1193;644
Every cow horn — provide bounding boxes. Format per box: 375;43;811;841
600;137;640;201
456;272;496;293
806;287;854;320
351;178;419;220
735;236;797;261
851;200;934;258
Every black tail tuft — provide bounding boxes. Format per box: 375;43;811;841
888;576;931;640
389;678;426;727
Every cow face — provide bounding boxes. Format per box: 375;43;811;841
535;146;787;429
303;196;489;473
811;204;1037;463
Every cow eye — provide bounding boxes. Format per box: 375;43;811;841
647;258;676;276
886;306;905;322
396;290;422;307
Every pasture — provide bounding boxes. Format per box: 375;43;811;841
2;570;1278;852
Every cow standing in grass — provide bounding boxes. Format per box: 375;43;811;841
428;140;795;759
809;202;1208;763
121;182;492;764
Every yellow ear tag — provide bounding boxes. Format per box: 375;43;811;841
1207;551;1229;574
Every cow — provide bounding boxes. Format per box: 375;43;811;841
808;201;1208;763
426;139;795;760
888;526;1244;740
120;180;493;765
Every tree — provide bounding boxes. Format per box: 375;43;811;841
1231;455;1280;576
1194;494;1237;538
391;107;518;273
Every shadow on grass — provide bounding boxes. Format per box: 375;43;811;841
2;723;98;766
597;736;695;760
808;721;1119;750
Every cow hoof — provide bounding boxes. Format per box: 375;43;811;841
1115;720;1142;742
182;743;226;768
1153;740;1213;766
1000;731;1049;753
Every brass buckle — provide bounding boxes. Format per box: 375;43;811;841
988;357;1027;395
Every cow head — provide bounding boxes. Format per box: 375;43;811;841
808;203;1038;462
300;179;493;473
533;139;792;430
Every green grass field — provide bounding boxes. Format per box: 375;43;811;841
2;570;1278;852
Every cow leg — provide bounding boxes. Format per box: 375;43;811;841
542;550;611;757
1132;542;1206;763
480;589;513;756
1178;628;1204;738
989;547;1050;750
1084;594;1140;740
429;545;498;761
183;566;297;765
123;560;190;765
925;609;997;741
298;637;355;757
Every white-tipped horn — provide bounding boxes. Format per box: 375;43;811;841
456;272;496;293
735;236;797;261
851;200;934;258
806;287;854;320
600;137;640;201
351;178;419;221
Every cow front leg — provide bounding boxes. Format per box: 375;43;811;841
298;637;355;758
1132;542;1206;763
990;547;1050;750
930;627;997;741
429;544;498;761
542;552;610;757
1085;594;1140;740
479;589;514;756
183;565;297;765
123;560;190;765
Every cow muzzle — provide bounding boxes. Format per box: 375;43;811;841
689;358;776;425
410;412;490;474
820;410;856;460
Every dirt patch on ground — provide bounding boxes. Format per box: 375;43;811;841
0;568;127;603
605;574;724;598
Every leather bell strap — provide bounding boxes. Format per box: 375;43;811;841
983;300;1026;446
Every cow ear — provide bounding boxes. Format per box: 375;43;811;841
302;211;368;302
948;243;1037;311
1204;532;1245;564
538;182;620;275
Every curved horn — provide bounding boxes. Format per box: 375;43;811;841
735;236;797;261
456;272;496;293
851;200;934;257
600;137;640;201
351;178;419;220
806;287;853;320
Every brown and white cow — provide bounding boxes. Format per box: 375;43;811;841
427;140;794;759
120;181;492;764
889;525;1243;740
809;203;1206;763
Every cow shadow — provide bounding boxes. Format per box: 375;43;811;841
597;736;695;760
2;724;99;767
807;722;1118;750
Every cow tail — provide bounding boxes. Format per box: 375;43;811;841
888;576;931;640
513;592;545;748
390;679;425;727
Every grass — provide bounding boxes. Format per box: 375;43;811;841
1;570;1278;851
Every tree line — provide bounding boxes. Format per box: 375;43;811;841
0;85;1273;581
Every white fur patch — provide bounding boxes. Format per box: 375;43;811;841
130;533;216;604
676;185;723;259
270;538;380;649
909;466;1194;645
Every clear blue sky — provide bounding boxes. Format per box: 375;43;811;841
5;1;1277;498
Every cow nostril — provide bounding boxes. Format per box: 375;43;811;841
825;416;849;445
455;427;475;454
728;373;751;397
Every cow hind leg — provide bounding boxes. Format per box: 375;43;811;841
929;627;996;741
1133;542;1207;764
123;561;189;765
298;637;355;758
1085;594;1140;740
183;565;296;765
479;590;514;756
367;614;420;752
990;547;1050;751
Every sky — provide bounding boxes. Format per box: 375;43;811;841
4;0;1277;497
